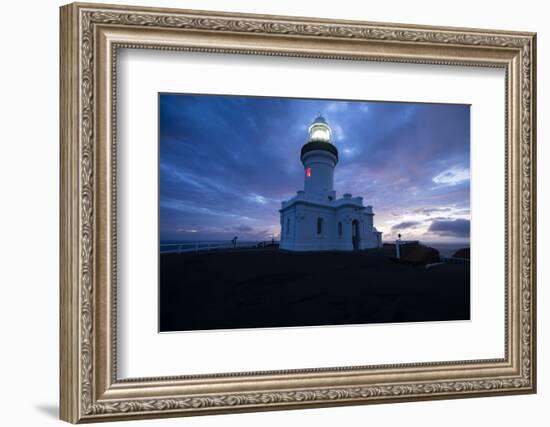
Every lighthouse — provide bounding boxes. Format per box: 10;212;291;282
279;115;382;251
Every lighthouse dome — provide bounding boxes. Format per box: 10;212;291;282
313;114;327;124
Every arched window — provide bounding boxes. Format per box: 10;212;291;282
317;217;323;234
338;222;343;237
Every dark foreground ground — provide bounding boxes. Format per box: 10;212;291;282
160;246;470;332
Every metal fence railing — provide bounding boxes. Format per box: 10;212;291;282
160;241;279;254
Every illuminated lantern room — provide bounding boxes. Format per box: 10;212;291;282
308;115;332;143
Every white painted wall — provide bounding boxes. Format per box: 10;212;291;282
280;199;379;251
302;150;337;199
0;1;547;427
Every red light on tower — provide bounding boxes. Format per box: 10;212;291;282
306;167;311;177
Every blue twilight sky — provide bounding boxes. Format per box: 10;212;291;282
159;93;470;243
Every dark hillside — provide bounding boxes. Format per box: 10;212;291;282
160;247;470;332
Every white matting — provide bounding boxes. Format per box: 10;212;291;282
116;48;505;378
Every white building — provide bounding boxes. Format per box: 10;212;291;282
279;115;382;251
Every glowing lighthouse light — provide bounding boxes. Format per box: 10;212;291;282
306;167;311;177
308;115;332;143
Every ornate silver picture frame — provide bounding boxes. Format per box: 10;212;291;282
60;2;536;423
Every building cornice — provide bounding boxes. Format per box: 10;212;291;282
280;199;369;212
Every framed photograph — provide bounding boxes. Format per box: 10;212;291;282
60;2;537;423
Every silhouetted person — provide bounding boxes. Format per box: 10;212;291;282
231;236;238;248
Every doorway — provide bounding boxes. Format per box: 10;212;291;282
352;219;360;250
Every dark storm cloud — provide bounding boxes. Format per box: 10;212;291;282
391;221;422;231
427;219;470;238
159;93;470;242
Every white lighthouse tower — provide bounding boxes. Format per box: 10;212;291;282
302;115;338;202
279;115;382;251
